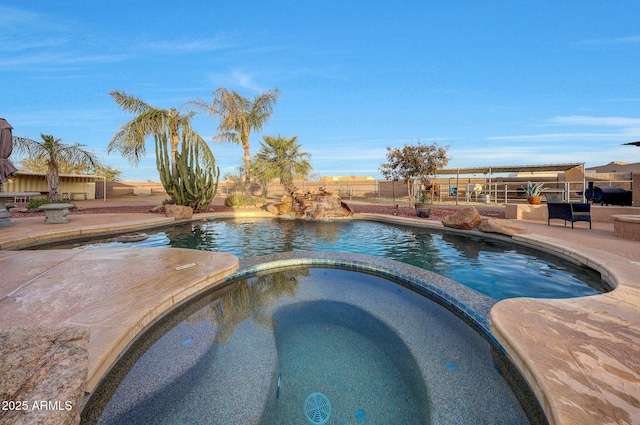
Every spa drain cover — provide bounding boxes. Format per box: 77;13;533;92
304;392;331;424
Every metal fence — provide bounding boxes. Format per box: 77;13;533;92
217;177;634;206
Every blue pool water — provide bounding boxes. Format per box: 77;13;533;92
66;218;605;300
89;268;531;425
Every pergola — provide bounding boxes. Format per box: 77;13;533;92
435;162;585;204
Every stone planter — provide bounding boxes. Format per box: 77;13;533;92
416;207;431;218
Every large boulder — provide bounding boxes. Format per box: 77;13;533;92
441;207;482;230
478;219;529;236
266;194;294;216
164;204;193;220
0;327;89;425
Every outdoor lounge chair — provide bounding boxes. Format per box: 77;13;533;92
547;202;591;229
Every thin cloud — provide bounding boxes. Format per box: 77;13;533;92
206;69;266;92
140;34;243;54
307;146;388;161
449;145;634;169
487;132;622;142
579;34;640;45
547;115;640;127
1;51;130;70
487;115;640;143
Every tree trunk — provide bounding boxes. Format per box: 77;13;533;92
170;131;180;179
283;181;296;195
242;137;251;195
47;166;59;202
407;179;418;207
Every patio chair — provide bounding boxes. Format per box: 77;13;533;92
547;202;591;229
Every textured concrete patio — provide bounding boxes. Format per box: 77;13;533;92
0;199;638;425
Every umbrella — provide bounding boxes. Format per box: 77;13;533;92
0;118;18;185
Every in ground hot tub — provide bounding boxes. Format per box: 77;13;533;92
84;265;534;424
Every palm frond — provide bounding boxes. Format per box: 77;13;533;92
109;90;152;115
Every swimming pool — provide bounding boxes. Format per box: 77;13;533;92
84;267;532;425
60;218;606;300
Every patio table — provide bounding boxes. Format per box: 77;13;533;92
0;192;41;227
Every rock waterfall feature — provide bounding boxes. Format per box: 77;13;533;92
267;188;353;219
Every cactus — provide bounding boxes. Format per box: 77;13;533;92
155;128;219;210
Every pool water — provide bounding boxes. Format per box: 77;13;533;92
88;268;531;425
66;218;605;300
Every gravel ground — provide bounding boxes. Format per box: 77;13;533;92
346;203;506;220
10;199;505;220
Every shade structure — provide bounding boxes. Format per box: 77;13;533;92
0;118;18;185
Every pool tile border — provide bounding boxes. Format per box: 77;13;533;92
232;251;500;348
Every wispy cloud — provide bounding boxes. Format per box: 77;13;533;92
1;51;130;70
307;145;388;161
487;132;622;142
547;115;640;127
206;69;266;92
487;115;640;144
579;34;640;45
449;145;634;168
139;33;243;54
0;6;241;72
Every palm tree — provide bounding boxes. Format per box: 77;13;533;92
108;90;205;179
251;135;312;195
196;88;280;190
12;134;100;202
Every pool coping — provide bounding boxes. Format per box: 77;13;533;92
0;211;638;425
0;247;239;425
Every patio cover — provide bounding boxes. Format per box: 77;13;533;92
438;162;585;176
436;162;585;204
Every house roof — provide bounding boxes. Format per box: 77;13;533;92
15;171;100;179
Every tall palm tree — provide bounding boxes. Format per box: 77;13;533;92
251;135;312;195
197;88;280;190
108;90;205;179
13;134;100;202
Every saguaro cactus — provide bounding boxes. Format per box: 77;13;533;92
156;128;219;210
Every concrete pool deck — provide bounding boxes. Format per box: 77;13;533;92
0;202;639;425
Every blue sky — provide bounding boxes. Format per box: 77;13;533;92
2;1;639;181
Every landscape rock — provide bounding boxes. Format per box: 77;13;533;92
441;206;482;230
478;218;529;236
164;204;193;220
266;194;294;216
150;205;165;213
0;327;89;425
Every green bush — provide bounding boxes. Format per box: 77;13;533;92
251;196;266;206
224;193;248;207
27;196;50;209
27;196;73;209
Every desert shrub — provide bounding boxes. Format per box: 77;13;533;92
251;196;266;206
224;193;248;207
27;196;74;209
